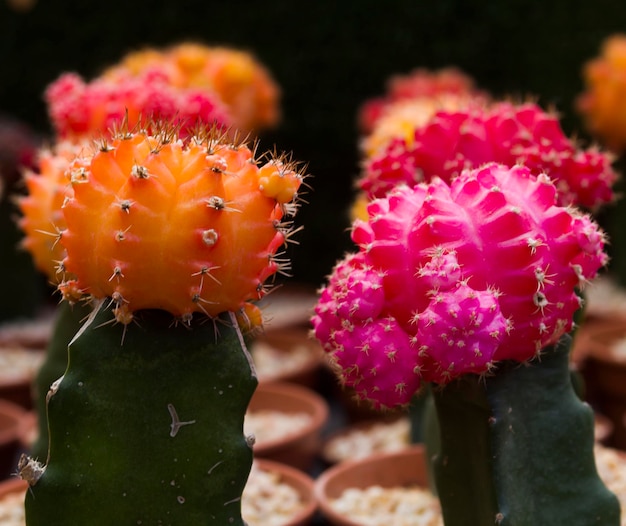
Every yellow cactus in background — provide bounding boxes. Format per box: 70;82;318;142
578;34;626;153
104;43;281;134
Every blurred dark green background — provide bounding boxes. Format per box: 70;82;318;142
2;0;626;288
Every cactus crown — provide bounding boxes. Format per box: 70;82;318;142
54;121;305;329
313;163;607;408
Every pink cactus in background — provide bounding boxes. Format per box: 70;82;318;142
358;67;486;135
312;163;607;408
358;101;618;212
45;71;232;141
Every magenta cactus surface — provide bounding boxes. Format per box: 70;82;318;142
312;162;607;408
359;101;618;211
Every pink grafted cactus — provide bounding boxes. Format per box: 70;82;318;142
312;163;607;408
359;101;618;212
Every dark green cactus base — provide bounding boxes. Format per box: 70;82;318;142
432;335;621;526
30;301;92;461
430;375;500;525
25;304;257;526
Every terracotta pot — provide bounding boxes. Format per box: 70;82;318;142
0;347;45;409
0;310;55;351
321;415;410;465
578;317;626;449
251;327;324;387
0;400;27;480
315;445;439;526
16;411;36;453
0;477;27;525
247;459;317;526
247;381;329;471
594;412;614;445
256;283;318;330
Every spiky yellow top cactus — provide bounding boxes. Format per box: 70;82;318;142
103;42;281;134
56;124;303;326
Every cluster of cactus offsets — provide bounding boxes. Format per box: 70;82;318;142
358;67;486;136
102;43;281;134
578;34;626;153
45;70;232;142
358;101;618;212
312;162;607;408
55;124;303;325
17;141;85;281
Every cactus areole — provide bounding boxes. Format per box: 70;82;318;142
312;163;619;525
21;123;305;525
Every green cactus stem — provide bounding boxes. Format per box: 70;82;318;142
22;303;257;525
430;335;620;526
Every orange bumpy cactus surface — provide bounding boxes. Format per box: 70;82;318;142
18;141;85;281
103;43;281;133
57;125;304;324
578;34;626;153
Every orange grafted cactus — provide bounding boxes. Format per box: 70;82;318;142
104;43;281;134
58;125;304;324
17;141;88;281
